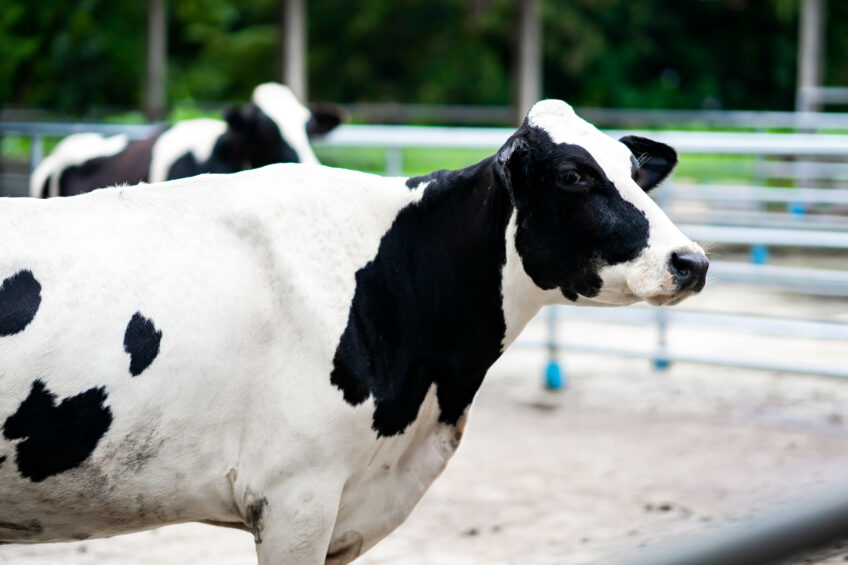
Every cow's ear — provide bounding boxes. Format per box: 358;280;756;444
494;136;530;206
224;105;246;131
306;104;346;137
619;135;678;192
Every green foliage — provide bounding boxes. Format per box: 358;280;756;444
308;0;512;105
0;0;144;114
2;0;847;115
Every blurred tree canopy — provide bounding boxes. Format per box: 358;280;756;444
2;0;847;116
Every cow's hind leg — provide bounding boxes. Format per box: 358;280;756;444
252;481;342;565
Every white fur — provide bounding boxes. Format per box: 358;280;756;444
252;82;320;165
527;100;705;306
1;164;437;563
148;119;228;183
29;133;129;198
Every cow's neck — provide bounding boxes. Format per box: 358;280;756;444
330;157;524;437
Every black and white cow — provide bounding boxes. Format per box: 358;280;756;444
0;100;707;563
29;82;343;198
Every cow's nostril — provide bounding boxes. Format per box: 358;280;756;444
669;251;709;292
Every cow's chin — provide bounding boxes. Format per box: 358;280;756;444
645;290;698;307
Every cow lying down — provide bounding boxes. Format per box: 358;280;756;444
0;100;708;564
29;82;344;198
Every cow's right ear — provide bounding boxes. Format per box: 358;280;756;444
224;106;246;131
307;104;347;137
494;136;529;207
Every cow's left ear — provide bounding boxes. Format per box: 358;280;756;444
307;104;347;137
494;136;530;207
619;135;678;192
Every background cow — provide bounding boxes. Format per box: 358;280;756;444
1;100;707;564
29;82;344;198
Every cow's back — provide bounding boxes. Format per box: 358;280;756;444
0;164;417;542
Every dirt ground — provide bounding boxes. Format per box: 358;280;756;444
2;281;847;565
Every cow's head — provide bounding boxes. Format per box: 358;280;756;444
498;100;707;307
224;82;345;167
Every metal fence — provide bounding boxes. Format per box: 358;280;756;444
2;121;847;381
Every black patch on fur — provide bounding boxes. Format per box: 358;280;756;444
246;106;300;166
166;132;246;180
57;132;163;197
225;104;299;168
502;126;650;301
123;312;162;376
333;122;654;436
244;489;269;544
333;158;512;437
0;270;41;336
0;455;6;468
167;105;301;180
3;380;113;482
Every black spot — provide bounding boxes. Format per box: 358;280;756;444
0;270;42;336
123;312;162;376
333;157;511;436
244;489;269;544
3;379;113;482
0;455;6;468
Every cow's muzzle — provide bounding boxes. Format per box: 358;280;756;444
669;250;709;293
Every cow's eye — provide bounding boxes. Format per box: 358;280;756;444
557;169;585;189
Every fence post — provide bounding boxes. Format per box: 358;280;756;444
544;306;565;389
29;134;43;172
653;307;671;370
385;146;403;176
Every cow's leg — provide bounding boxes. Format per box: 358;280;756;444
253;480;342;565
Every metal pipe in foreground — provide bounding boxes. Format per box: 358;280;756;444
596;483;848;565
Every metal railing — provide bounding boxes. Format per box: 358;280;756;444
2;121;847;382
596;480;848;565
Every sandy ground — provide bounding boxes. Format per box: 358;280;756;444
2;280;847;565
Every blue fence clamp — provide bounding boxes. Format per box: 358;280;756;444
545;360;565;390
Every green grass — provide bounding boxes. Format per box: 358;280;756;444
673;154;757;185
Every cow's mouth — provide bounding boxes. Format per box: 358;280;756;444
646;290;698;307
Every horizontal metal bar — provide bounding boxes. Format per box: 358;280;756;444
596;481;848;565
608;130;848;156
679;224;848;249
709;261;848;286
3;122;848;157
662;184;848;205
668;211;848;233
517;340;848;379
0;122;162;139
553;305;848;340
342;103;848;129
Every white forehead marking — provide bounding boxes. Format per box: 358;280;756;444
527;99;634;182
252;82;319;165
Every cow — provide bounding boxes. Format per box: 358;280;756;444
29;82;344;198
0;99;708;564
